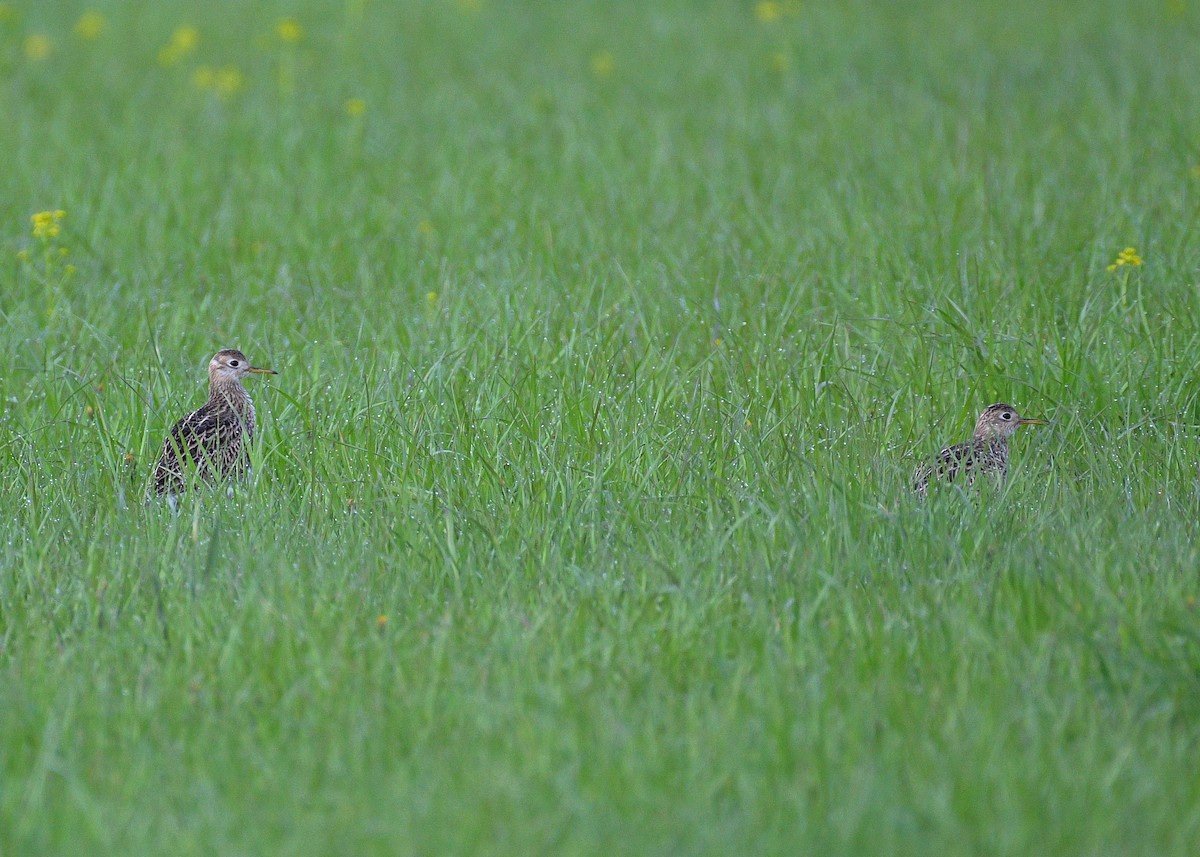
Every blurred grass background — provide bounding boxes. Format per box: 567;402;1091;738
2;1;1199;854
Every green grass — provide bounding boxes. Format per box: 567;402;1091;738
3;0;1200;853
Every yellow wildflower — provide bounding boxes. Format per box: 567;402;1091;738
24;34;51;61
276;18;303;43
426;291;439;306
74;11;105;40
173;25;199;51
158;25;198;66
31;210;66;240
755;1;783;22
417;221;436;238
215;65;244;97
757;1;801;21
191;65;215;90
345;97;366;117
376;614;388;629
1106;246;1143;272
590;50;615;79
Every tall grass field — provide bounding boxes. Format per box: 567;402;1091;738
2;1;1199;853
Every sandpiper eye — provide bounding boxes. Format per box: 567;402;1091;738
229;360;240;367
1002;412;1012;419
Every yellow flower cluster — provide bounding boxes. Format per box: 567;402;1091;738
276;18;303;43
11;14;380;116
217;66;244;96
755;1;783;22
74;10;105;40
1106;247;1143;272
193;64;244;97
20;210;76;298
31;210;66;240
755;1;800;22
158;25;199;66
590;50;615;79
24;33;51;60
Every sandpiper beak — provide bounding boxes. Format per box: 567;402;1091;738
247;366;278;375
1018;418;1045;425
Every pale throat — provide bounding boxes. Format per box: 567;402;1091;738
208;378;256;431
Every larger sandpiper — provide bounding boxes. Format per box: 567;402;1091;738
913;403;1045;498
152;348;277;501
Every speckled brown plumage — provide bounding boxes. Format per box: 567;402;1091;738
153;349;277;498
913;403;1044;498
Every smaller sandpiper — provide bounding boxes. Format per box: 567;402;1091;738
152;349;277;504
913;403;1044;498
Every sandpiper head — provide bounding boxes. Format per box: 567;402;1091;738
208;349;277;384
974;402;1044;439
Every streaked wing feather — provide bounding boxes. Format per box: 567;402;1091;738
913;440;1006;497
914;442;975;496
153;401;249;494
